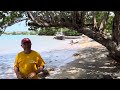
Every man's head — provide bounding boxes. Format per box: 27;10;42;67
21;38;31;44
21;38;32;53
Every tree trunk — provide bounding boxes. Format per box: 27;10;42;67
73;11;120;63
107;11;120;62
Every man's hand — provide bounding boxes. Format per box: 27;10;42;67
28;72;36;79
27;66;44;79
16;72;24;79
37;66;44;73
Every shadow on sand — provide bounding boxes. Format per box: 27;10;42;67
51;46;120;79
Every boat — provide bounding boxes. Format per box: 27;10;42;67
54;32;65;40
54;28;65;40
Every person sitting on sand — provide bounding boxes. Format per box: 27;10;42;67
14;38;48;79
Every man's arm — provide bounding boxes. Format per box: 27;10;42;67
14;66;23;79
36;66;44;74
14;54;24;79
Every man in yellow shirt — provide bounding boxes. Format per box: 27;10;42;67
14;38;45;79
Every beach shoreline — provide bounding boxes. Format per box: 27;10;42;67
46;40;120;79
46;40;107;79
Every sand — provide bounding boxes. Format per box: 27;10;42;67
46;40;120;79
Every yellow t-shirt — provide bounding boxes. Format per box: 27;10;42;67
14;50;45;79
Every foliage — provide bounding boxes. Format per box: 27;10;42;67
0;11;26;35
4;31;37;35
3;11;120;62
105;15;114;34
36;27;81;36
0;11;114;36
37;27;58;36
62;28;82;36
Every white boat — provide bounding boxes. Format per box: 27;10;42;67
54;28;65;40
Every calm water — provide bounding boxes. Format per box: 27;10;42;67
0;35;78;79
0;35;69;55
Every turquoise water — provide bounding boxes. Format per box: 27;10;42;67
0;35;78;79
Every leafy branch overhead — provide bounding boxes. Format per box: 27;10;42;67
27;11;113;44
0;11;27;35
2;11;120;63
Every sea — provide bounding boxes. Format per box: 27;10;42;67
0;35;79;79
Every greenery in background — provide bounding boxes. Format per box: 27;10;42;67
4;27;82;36
85;11;114;35
36;27;82;36
4;31;37;35
37;27;57;36
105;15;113;34
96;12;113;35
62;28;82;36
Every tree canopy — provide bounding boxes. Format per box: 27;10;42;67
0;11;27;35
2;11;120;62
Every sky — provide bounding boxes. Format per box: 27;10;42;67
5;20;30;32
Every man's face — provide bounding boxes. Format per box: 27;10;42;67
21;42;31;51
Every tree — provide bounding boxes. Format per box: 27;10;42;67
26;11;120;63
1;11;120;63
0;11;27;35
